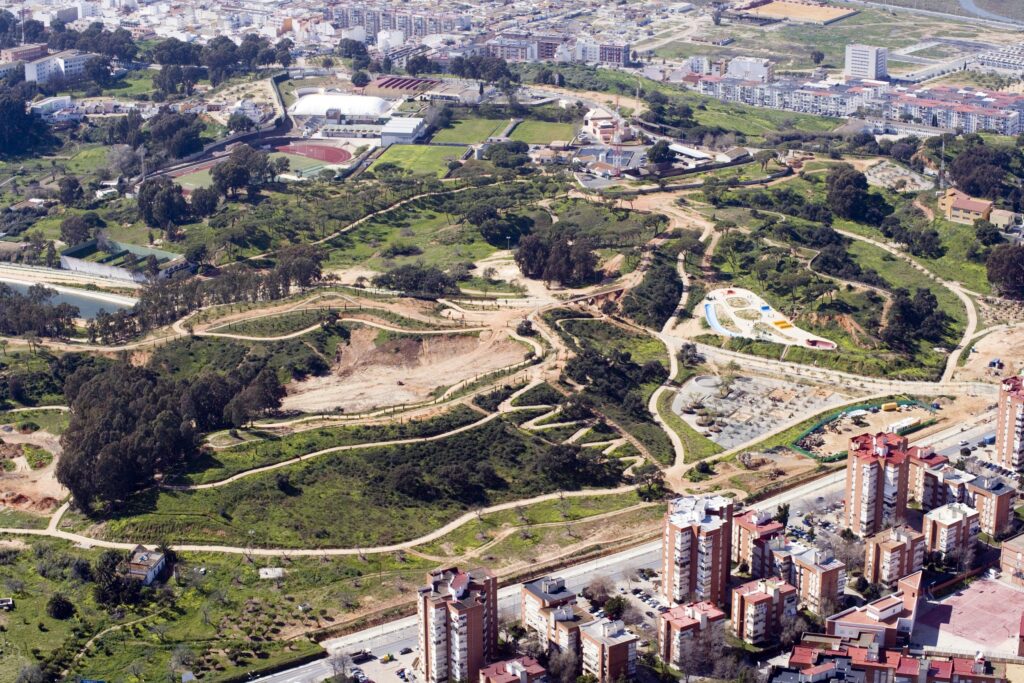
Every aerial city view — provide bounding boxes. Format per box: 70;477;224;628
3;0;1024;679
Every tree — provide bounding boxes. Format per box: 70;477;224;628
351;70;370;87
59;214;99;245
137;176;189;230
338;38;367;59
190;185;219;216
0;93;52;155
603;595;628;619
45;593;74;619
646;140;676;165
825;163;891;225
83;55;111;86
57;175;83;206
774;503;790;527
212;159;250;198
986;244;1024;298
226;111;254;133
810;50;825;65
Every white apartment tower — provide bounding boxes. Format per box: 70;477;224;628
844;44;888;80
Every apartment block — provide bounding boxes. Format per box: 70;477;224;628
967;477;1016;537
661;495;733;606
844;433;912;537
732;509;784;577
731;578;797;645
792;548;847;616
845;44;888;80
657;602;726;669
908;449;948;509
864;526;925;589
0;43;48;62
521;576;581;653
480;657;547;683
25;49;96;84
1000;533;1024;588
995;376;1024;471
725;56;773;83
579;619;638;683
418;566;498;683
826;572;922;647
923;503;979;561
0;60;23;80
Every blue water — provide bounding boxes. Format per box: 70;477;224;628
704;302;740;338
2;281;133;319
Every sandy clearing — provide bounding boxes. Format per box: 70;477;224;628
954;325;1024;383
0;430;65;512
282;328;527;413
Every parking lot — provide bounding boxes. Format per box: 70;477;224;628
350;647;419;683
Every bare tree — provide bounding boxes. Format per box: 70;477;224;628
548;648;579;683
584;576;614;605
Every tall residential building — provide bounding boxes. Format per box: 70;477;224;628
844;44;888;80
966;477;1016;537
417;566;498;683
657;602;726;669
923;503;979;561
995;376;1024;471
579;619;638;683
908;449;948;509
864;525;925;589
25;49;96;84
521;576;582;653
661;495;734;606
732;509;784;577
844;433;911;537
730;578;797;645
792;548;847;616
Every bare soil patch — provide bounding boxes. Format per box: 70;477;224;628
0;431;65;512
955;325;1024;382
282;328;526;413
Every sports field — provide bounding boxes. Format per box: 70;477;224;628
371;144;467;178
432;118;507;144
509;120;577;144
739;0;857;24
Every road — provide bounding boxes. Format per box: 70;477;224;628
251;471;847;683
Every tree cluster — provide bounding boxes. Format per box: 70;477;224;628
825;164;892;226
620;250;683;328
515;234;598;287
0;93;53;156
881;287;949;354
372;264;457;298
47;22;138;61
987;244;1024;298
200;35;292;84
0;284;79;339
57;360;285;510
483;141;530;169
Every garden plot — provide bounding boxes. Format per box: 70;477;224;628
702;287;836;350
671;374;852;450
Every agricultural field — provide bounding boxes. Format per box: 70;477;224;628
370;144;467;178
508;120;578;144
431;118;508;144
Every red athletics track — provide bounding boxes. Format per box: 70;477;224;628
275;143;352;164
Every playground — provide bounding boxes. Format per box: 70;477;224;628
702;287;837;350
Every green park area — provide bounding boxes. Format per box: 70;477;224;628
370;144;467;178
432;117;508;144
508;120;577;144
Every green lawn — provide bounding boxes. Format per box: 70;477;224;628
173;167;214;191
432;118;508;144
325;201;497;271
508;120;577;144
61;70;155;98
64;146;111;175
656;389;723;463
370;144;467;178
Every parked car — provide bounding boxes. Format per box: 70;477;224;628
400;647;413;655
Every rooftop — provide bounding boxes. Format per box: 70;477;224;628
924;502;978;525
580;618;637;647
667;495;732;531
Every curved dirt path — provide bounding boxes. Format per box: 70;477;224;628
12;484;639;557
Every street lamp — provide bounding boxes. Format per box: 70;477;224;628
506;235;511;251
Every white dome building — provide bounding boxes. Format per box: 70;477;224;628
287;91;393;122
